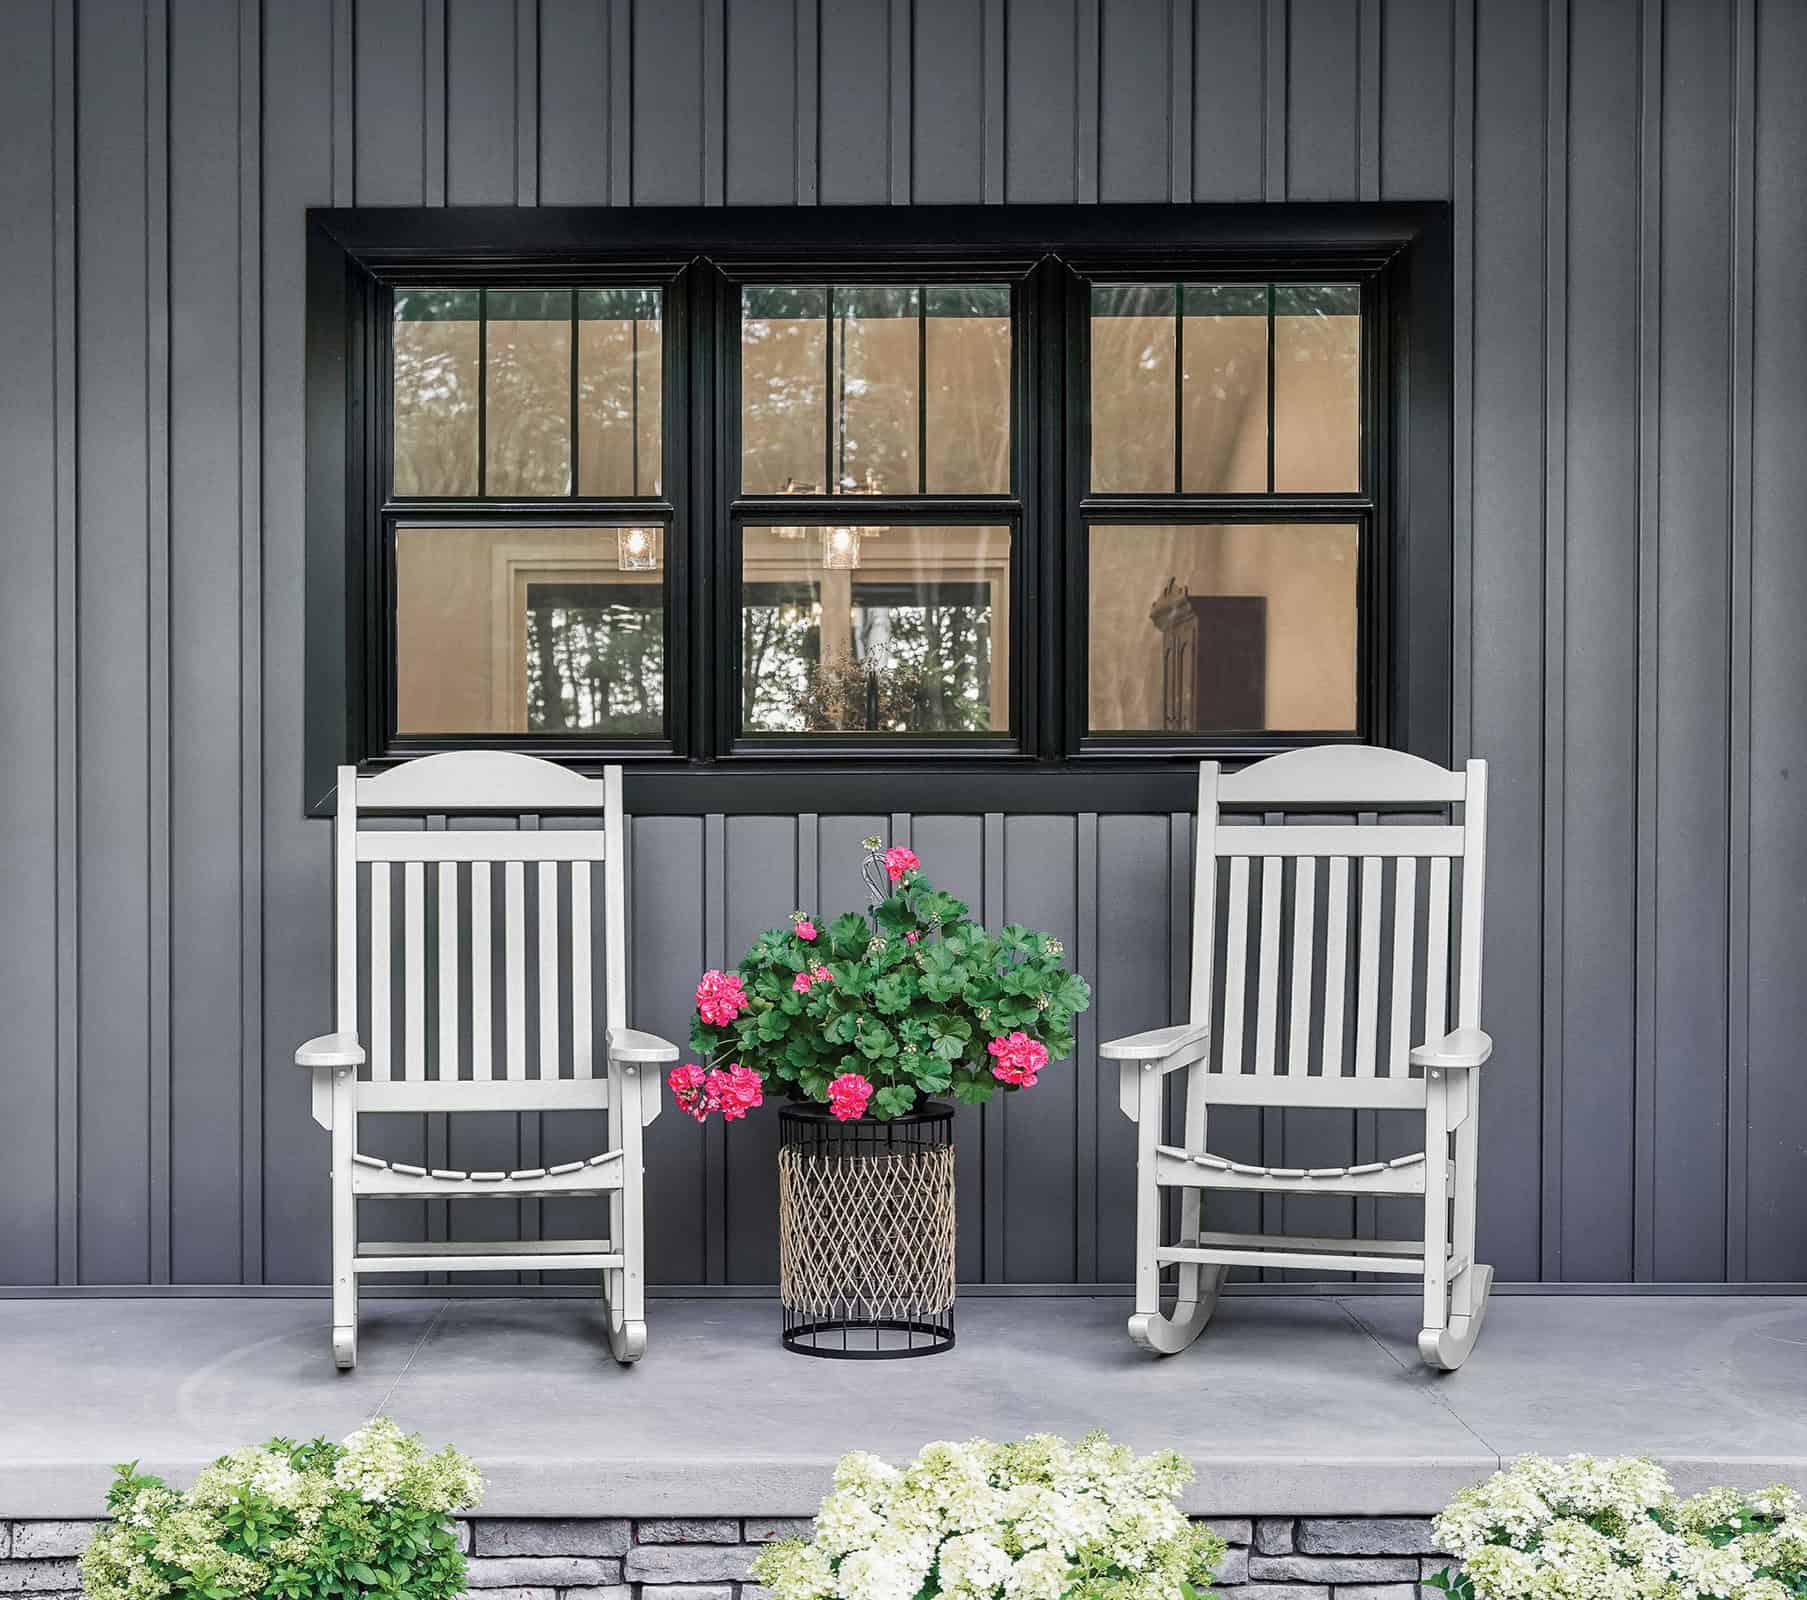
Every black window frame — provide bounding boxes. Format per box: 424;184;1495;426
305;203;1450;817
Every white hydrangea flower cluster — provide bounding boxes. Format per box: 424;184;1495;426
1429;1455;1806;1600
752;1434;1223;1600
79;1418;483;1600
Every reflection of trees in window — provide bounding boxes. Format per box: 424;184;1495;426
525;583;664;734
740;580;992;734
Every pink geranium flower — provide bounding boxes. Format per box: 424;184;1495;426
695;968;751;1026
792;972;814;994
826;1072;874;1121
905;930;920;944
669;1062;710;1122
987;1031;1050;1088
811;964;832;983
883;846;921;883
707;1063;764;1121
793;915;818;941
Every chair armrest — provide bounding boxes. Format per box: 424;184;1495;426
608;1026;681;1064
1410;1027;1493;1070
294;1032;365;1069
1099;1023;1211;1072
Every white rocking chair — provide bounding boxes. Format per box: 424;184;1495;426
1104;747;1494;1371
295;752;676;1369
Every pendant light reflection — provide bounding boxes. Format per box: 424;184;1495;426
820;525;862;570
617;526;662;572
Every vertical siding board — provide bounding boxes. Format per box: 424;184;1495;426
1745;0;1807;1283
724;0;798;205
1378;0;1453;200
259;0;338;1286
631;0;705;204
1098;0;1170;203
0;0;61;1284
1191;0;1264;200
1000;817;1079;1282
817;0;890;204
168;0;248;1283
1652;0;1733;1281
1467;0;1546;1284
446;0;520;205
910;816;986;1281
1284;0;1360;199
354;0;429;205
75;0;153;1284
912;0;984;202
1557;0;1640;1283
538;0;611;205
1005;0;1078;202
721;817;798;1283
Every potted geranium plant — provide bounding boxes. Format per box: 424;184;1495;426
669;838;1091;1356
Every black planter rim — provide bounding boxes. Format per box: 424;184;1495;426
776;1098;955;1129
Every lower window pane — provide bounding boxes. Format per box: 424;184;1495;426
395;525;665;737
740;524;1010;736
1087;523;1358;735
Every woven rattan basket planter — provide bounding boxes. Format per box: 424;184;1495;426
776;1101;957;1358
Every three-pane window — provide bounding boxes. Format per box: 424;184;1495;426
379;261;1374;758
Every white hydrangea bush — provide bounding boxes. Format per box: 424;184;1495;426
80;1417;482;1600
752;1434;1224;1600
1428;1454;1807;1600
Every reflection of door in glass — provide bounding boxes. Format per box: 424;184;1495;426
1151;589;1266;733
523;581;664;734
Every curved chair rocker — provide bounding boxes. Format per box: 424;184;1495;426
295;753;676;1370
1104;748;1494;1372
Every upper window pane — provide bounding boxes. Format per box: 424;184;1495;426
1089;282;1359;494
740;523;1010;735
740;283;1011;495
393;286;664;499
394;523;665;737
578;288;663;497
1273;284;1360;491
1087;521;1358;734
393;290;480;496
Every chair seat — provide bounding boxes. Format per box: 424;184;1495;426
1153;1144;1431;1195
350;1147;624;1198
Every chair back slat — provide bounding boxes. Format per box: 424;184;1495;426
1425;855;1452;1043
437;860;459;1079
1220;855;1252;1074
1320;855;1350;1077
571;862;593;1078
538;860;561;1078
1253;856;1283;1074
1286;857;1315;1075
1190;749;1485;1106
403;862;426;1081
470;862;493;1080
369;863;392;1082
1353;855;1383;1077
504;860;527;1080
329;756;625;1103
1388;856;1418;1075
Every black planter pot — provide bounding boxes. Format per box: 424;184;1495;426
776;1100;957;1358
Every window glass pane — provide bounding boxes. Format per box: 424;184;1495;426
393;290;480;495
925;284;1011;493
485;289;572;496
742;285;829;494
740;523;1010;734
1273;284;1360;491
742;283;1013;495
394;524;664;736
577;287;663;497
1087;522;1358;734
1090;283;1176;492
1180;284;1268;493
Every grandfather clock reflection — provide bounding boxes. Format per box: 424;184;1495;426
1149;578;1267;733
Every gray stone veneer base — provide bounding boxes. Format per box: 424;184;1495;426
0;1515;1456;1600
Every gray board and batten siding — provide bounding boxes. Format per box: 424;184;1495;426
2;0;1803;1292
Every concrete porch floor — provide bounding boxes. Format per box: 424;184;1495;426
3;1293;1803;1518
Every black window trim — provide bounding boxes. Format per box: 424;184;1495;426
305;203;1450;817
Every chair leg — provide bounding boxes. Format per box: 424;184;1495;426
604;1067;647;1365
1421;1087;1490;1371
330;1081;358;1370
1126;1067;1219;1356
